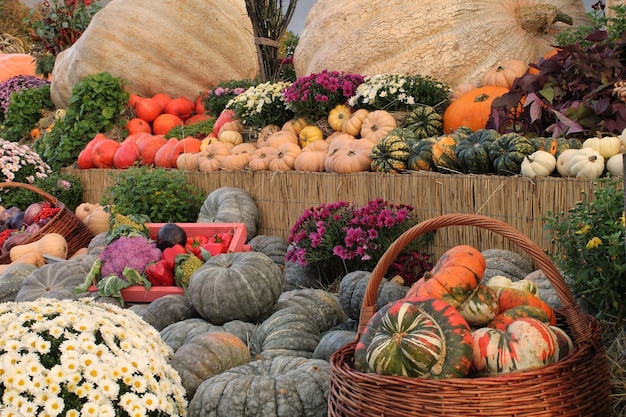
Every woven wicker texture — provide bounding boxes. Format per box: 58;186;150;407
0;182;93;264
328;213;612;417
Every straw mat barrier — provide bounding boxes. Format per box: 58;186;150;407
64;168;608;260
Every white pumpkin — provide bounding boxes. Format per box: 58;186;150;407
582;135;622;159
606;153;624;177
293;0;590;87
50;0;259;108
520;150;556;178
555;148;579;177
619;127;626;149
486;275;539;296
568;148;605;179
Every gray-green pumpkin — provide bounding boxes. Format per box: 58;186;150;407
187;251;283;325
197;187;259;241
137;294;199;331
188;356;330;417
15;259;92;302
275;288;347;332
0;263;39;302
161;317;257;353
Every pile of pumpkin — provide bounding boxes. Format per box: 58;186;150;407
355;244;572;379
73;71;625;178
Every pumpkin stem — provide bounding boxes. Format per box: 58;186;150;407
422;271;434;281
516;4;573;35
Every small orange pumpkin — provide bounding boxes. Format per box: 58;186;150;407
342;108;370;137
442;86;509;133
176;152;202;171
263;130;299;148
220;152;250;171
360;110;397;144
198;141;231;172
481;59;529;89
281;117;309;136
268;142;301;171
329;138;374;174
249;146;277;170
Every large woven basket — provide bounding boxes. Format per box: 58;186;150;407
0;182;93;264
328;213;612;417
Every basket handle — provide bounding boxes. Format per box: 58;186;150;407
359;213;595;346
0;181;62;208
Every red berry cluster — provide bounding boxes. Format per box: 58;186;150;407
33;203;61;224
0;229;13;248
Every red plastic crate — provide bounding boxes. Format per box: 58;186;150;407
88;285;185;303
146;222;247;253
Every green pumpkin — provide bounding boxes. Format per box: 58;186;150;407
404;105;444;139
455;129;501;174
407;136;437;171
354;296;474;378
431;128;472;174
529;136;583;159
370;128;414;173
489;133;536;175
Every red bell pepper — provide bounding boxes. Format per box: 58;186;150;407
145;259;175;286
162;244;188;270
202;241;227;256
186;235;209;258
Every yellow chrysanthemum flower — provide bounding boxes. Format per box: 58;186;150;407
576;224;591;235
586;237;603;250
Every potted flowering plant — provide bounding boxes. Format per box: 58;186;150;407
0;138;51;207
282;69;364;122
286;198;433;284
348;73;451;112
225;81;294;129
0;298;187;416
202;80;256;116
545;176;626;322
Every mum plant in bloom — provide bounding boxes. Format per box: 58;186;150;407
225;81;294;128
348;73;451;112
202;80;256;116
0;298;187;416
0;138;52;207
282;69;365;122
286;198;433;283
545;176;626;322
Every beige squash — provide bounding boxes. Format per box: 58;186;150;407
293;0;589;88
50;0;259;108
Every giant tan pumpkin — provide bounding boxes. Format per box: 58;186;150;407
50;0;259;108
293;0;590;88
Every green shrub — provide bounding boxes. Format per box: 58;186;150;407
100;166;205;223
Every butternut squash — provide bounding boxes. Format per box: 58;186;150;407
0;252;45;274
293;0;590;88
10;233;68;262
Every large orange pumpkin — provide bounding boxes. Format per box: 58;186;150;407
0;54;45;82
442;86;509;133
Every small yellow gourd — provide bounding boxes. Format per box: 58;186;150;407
520;150;556;178
328;104;352;131
10;233;68;261
219;130;244;146
298;125;325;148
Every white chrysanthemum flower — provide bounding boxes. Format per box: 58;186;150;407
43;396;64;417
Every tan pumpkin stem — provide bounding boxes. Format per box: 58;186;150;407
516;4;573;35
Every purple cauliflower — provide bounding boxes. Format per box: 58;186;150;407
99;235;162;280
0;75;51;114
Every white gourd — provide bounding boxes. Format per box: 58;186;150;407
294;0;590;88
520;150;556;178
606;153;624;177
582;136;622;159
568;148;605;179
50;0;259;108
556;148;579;177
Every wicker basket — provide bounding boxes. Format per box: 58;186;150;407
0;182;94;264
328;213;612;417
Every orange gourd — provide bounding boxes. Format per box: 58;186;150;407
342;108;370;136
198;142;231;172
406;245;486;310
328;104;352;131
360;110;397;144
268;142;301;171
220;152;250;171
282;117;309;136
176;152;202;171
449;83;477;102
154;138;180;168
294;149;327;172
0;54;43;82
496;287;557;325
249;146;277;170
138;134;168;166
481;59;529;89
263;130;299;148
442;86;509;133
328;138;374;173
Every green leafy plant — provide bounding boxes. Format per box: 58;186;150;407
25;0;102;77
34;72;129;171
545;176;626;322
1;83;54;142
164;116;215;139
555;3;626;47
101;166;205;223
33;171;84;212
